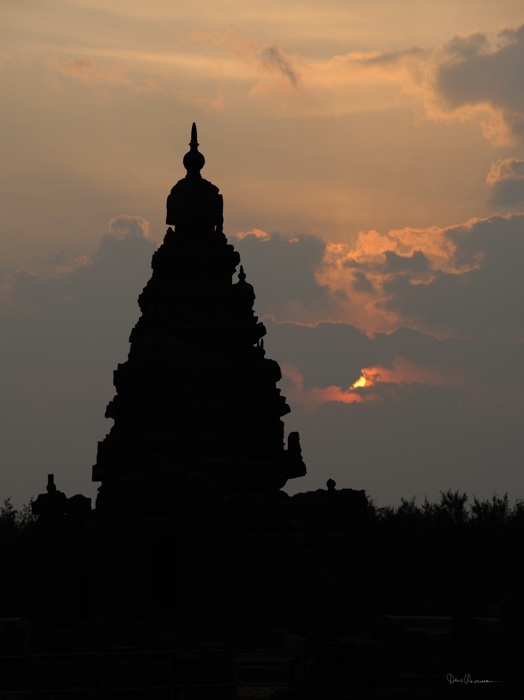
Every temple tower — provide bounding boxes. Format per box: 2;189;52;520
93;124;306;509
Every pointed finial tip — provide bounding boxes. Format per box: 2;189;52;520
183;122;204;176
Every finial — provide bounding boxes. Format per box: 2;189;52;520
238;265;246;283
183;122;205;177
47;474;56;492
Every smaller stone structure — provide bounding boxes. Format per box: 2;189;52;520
31;474;91;522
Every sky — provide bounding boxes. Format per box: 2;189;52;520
2;0;524;508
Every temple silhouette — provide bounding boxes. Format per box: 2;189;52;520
93;124;306;511
81;126;370;644
5;126;524;698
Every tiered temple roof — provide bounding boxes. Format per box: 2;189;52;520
93;124;306;509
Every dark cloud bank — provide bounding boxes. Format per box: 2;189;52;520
487;158;524;208
436;24;524;139
1;220;524;507
235;223;524;504
0;218;155;506
263;320;524;504
382;214;524;337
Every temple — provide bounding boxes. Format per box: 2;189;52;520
14;126;515;696
93;123;306;510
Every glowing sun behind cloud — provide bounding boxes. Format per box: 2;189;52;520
283;357;463;410
351;374;370;389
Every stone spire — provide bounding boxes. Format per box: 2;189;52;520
166;123;222;232
93;126;306;511
182;122;205;177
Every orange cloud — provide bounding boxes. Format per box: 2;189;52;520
47;56;162;94
189;29;305;97
281;363;368;409
235;215;518;339
332;225;459;272
312;218;488;335
49;57;132;86
282;356;462;410
235;228;270;241
54;255;92;276
190;26;523;142
304;29;520;144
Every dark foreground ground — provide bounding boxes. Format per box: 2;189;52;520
1;487;524;698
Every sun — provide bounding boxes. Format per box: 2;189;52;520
351;375;367;389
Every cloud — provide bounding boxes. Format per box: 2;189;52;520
236;228;270;241
435;25;524;143
189;29;303;96
383;250;430;273
228;211;524;343
4;3;524;514
3;215;155;312
109;214;150;239
47;56;161;94
49;57;132;86
314;225;465;333
322;25;524;145
230;214;524;340
260;46;299;87
189;24;524;142
265;319;524;400
351;270;376;294
381;214;524;337
305;213;524;339
486;158;524;207
0;217;157;506
281;354;464;411
261;319;524;503
3;215;524;511
266;321;375;391
189;28;410;114
331;25;524;145
291;379;524;504
231;229;329;318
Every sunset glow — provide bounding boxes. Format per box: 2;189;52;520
283;357;464;410
1;0;524;508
